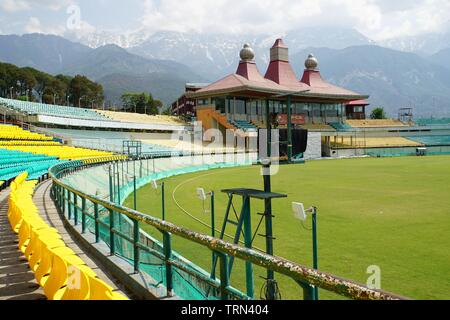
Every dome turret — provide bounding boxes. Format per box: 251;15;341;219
240;43;255;62
305;53;318;70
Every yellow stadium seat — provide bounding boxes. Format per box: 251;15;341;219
8;172;127;300
29;237;67;272
87;275;128;300
27;228;63;264
61;265;90;300
35;244;56;287
44;252;69;300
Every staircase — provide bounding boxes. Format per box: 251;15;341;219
210;110;237;130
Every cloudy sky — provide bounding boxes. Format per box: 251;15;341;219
0;0;449;40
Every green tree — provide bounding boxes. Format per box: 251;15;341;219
161;107;173;116
370;107;387;120
0;63;103;107
69;75;104;108
120;92;160;115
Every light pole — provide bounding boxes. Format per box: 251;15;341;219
79;95;86;108
124;168;140;274
292;202;319;300
9;87;14;99
151;180;166;221
66;94;71;107
197;188;216;279
16;81;21;96
53;93;58;105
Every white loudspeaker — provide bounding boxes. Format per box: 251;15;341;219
292;202;307;222
197;188;207;201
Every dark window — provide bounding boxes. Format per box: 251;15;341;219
198;99;209;106
236;99;245;114
214;97;226;114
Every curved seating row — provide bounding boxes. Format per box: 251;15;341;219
346;119;409;128
0;124;53;141
7;173;128;300
415;118;450;126
0;160;62;182
97;110;188;126
81;155;128;165
0;98;109;121
0;140;61;146
1;145;118;160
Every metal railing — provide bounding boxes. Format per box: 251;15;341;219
48;158;407;301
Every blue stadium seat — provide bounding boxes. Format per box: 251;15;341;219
231;120;258;132
0;97;109;121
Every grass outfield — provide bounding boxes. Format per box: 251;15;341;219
124;156;450;300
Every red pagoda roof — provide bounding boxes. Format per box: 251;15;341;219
191;40;368;101
265;61;309;90
300;69;363;98
272;38;288;49
236;61;268;83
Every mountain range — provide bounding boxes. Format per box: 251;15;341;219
379;32;450;56
0;34;204;105
291;46;450;117
129;27;374;80
0;29;450;116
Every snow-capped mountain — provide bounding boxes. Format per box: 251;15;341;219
378;32;450;55
128;27;373;81
66;29;151;49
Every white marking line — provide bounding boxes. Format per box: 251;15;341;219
171;167;259;246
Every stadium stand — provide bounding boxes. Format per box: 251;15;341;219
7;173;128;300
415;118;450;126
329;122;352;131
0;97;109;121
231;120;258;132
0;149;63;187
331;137;423;148
346;119;409;128
0;140;61;146
1;146;119;160
36;128;192;155
0;125;127;191
408;136;450;146
97;110;188;126
299;123;334;131
0;124;53;141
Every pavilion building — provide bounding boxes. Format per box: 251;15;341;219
178;38;368;133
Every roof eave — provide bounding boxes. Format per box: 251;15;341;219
188;85;299;99
297;92;370;101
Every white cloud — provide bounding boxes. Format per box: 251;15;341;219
0;0;31;12
0;0;74;13
24;16;67;35
140;0;450;40
2;0;449;40
24;17;42;33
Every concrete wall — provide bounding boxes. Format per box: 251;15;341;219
304;132;322;160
